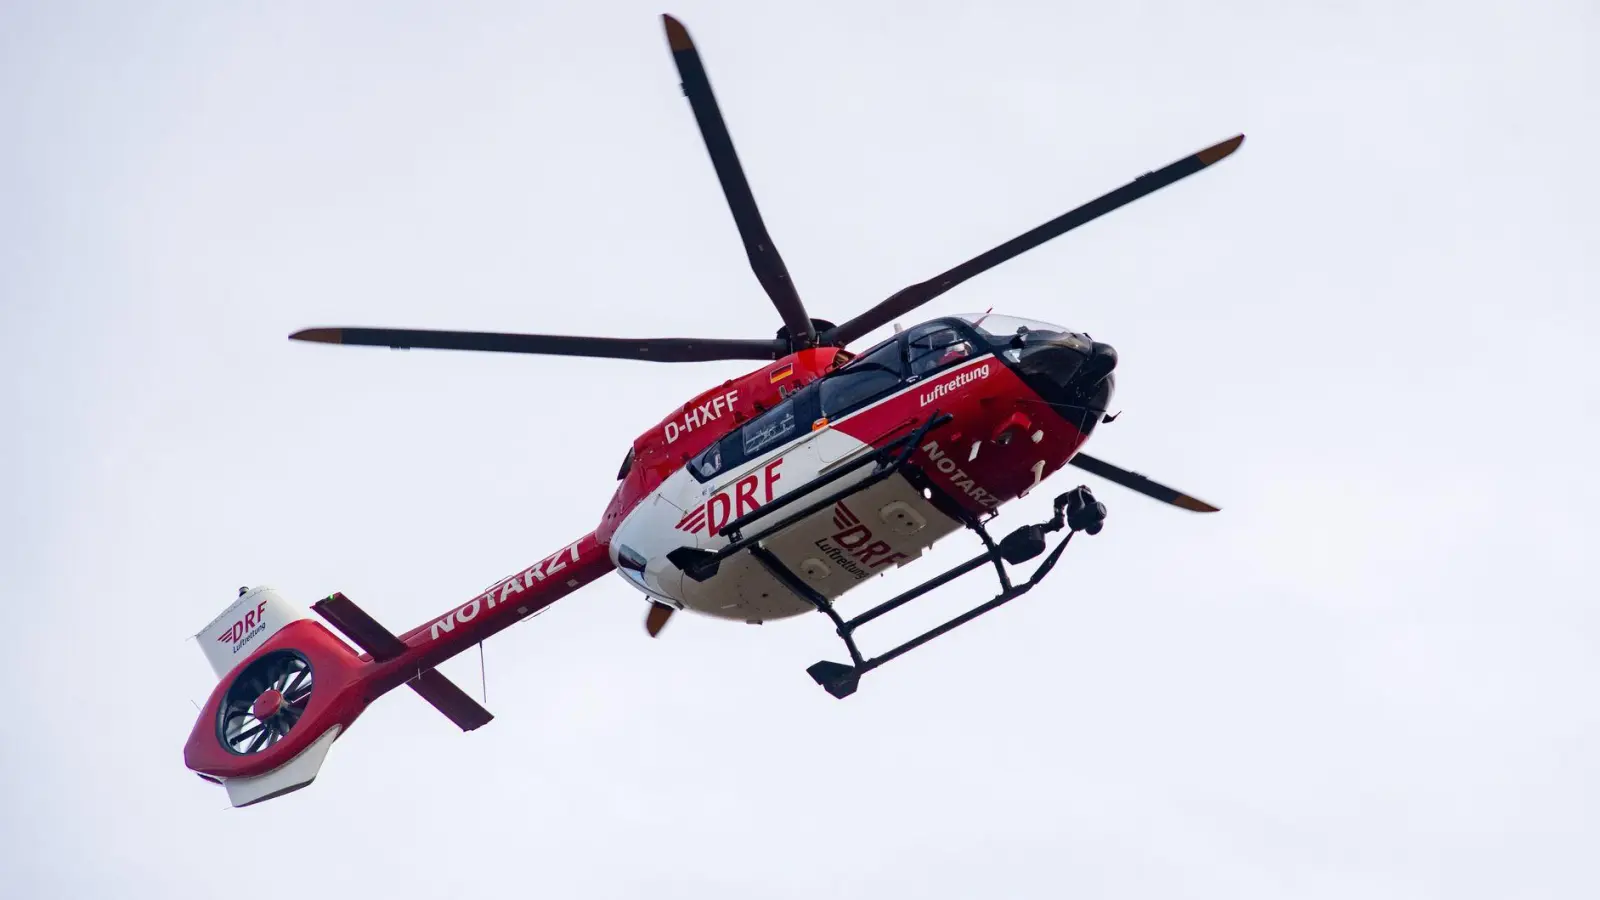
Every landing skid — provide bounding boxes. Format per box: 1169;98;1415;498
786;485;1106;698
666;411;1109;698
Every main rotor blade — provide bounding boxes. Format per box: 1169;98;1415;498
663;15;814;348
289;328;786;363
1068;452;1220;513
823;134;1245;347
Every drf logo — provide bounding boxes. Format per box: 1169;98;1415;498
217;599;269;652
677;458;784;536
812;501;911;580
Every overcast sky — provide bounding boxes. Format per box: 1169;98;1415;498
3;1;1597;898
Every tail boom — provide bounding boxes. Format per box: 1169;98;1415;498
183;533;612;805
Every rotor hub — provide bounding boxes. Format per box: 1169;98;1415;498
776;318;839;350
250;688;284;721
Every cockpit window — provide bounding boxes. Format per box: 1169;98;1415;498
906;323;976;377
819;338;904;417
951;312;1092;358
955;313;1068;345
691;439;724;480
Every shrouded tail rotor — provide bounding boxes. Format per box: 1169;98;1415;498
218;650;314;756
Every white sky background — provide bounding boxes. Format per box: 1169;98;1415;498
2;1;1596;897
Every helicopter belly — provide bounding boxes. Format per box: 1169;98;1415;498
610;432;962;622
680;473;961;621
741;474;962;607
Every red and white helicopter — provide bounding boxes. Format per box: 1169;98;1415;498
183;14;1243;807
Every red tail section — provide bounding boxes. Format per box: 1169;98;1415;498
183;534;611;807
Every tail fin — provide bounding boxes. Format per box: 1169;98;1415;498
196;586;312;678
182;534;610;807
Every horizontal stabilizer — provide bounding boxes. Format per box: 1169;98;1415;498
408;669;494;731
313;592;407;661
312;592;492;730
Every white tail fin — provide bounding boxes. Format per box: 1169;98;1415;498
195;587;312;678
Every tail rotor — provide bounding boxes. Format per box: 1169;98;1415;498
218;650;315;755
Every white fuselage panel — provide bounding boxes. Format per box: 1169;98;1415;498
609;425;962;622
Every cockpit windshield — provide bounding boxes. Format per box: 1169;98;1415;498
954;313;1070;344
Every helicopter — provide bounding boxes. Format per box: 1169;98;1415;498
182;14;1242;808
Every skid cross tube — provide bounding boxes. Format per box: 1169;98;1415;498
857;530;1073;673
802;486;1103;699
842;504;1014;631
675;412;952;581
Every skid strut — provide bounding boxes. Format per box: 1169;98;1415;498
791;485;1108;698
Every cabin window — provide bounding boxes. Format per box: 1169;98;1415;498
689;396;799;483
741;398;796;457
819;338;904;417
686;384;823;485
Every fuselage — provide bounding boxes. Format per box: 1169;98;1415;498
596;313;1118;622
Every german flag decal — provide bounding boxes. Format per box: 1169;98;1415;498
769;362;794;383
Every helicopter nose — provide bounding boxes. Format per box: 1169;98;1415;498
1050;339;1115;404
1078;341;1117;385
1011;333;1117;433
1014;333;1114;392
